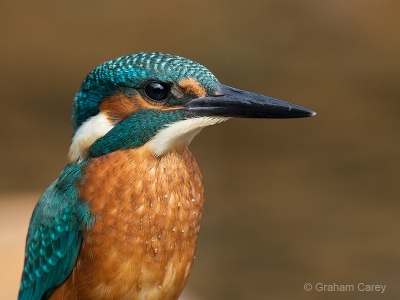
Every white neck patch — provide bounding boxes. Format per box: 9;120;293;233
147;117;229;156
68;112;114;163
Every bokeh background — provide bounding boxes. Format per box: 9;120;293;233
1;1;399;299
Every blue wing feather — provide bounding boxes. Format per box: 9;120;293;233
19;163;94;300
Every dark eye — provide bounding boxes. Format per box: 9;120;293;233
144;81;170;101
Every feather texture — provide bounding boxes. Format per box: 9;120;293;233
50;146;204;299
19;164;94;300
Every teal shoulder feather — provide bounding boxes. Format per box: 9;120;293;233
18;163;94;300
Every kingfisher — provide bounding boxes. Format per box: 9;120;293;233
19;52;315;300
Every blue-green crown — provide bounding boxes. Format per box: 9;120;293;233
73;52;219;132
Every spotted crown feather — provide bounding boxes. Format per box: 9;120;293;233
73;52;218;132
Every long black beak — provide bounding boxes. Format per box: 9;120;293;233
184;84;316;118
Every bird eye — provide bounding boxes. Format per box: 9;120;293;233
144;81;170;101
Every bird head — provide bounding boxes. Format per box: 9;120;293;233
68;52;315;163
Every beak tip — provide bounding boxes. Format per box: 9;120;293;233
285;106;316;118
305;110;317;118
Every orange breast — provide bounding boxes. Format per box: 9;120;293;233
50;146;204;300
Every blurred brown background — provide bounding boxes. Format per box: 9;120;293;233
1;1;399;299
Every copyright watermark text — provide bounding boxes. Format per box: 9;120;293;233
304;282;386;294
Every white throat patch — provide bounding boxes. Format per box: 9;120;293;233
147;117;229;156
68;113;114;163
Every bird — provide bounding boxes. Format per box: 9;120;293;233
18;52;315;300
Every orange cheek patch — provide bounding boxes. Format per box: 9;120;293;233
100;93;182;124
100;94;170;123
99;94;139;123
178;78;207;97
